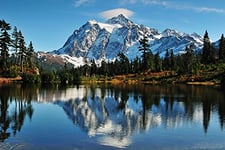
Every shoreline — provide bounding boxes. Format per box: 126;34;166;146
0;77;22;84
0;74;222;87
81;77;221;86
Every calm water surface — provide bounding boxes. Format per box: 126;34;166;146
0;83;225;150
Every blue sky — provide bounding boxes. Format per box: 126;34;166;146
1;0;225;51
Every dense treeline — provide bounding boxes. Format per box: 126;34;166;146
74;31;225;78
40;63;81;85
1;19;225;85
0;20;81;84
0;19;36;78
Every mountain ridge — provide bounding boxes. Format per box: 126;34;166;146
46;14;204;67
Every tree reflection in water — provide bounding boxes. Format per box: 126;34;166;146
53;84;225;148
0;83;225;148
0;84;35;142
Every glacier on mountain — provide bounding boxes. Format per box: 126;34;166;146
51;14;204;67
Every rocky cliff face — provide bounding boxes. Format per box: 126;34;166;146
48;14;203;67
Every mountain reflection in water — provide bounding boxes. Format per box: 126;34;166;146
0;84;225;149
52;84;224;148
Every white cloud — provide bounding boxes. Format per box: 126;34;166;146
119;0;137;5
74;0;89;7
171;4;225;14
99;8;134;20
141;0;168;6
120;0;225;14
193;7;225;14
120;0;168;6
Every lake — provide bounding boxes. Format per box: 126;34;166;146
0;83;225;150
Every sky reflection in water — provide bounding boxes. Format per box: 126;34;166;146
0;84;225;150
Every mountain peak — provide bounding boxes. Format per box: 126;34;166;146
51;14;204;67
162;28;185;37
106;14;133;26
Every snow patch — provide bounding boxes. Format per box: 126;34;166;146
60;54;86;67
154;34;162;39
51;15;204;68
89;20;122;33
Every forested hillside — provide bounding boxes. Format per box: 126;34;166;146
1;19;225;85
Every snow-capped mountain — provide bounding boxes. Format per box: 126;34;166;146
50;14;203;67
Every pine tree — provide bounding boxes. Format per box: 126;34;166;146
11;26;19;64
0;19;11;70
193;56;201;75
17;30;27;72
138;35;151;71
83;57;90;77
118;53;129;74
146;51;154;71
219;34;225;61
170;50;176;71
184;44;195;74
99;60;107;76
90;59;97;76
27;41;34;68
133;57;141;73
163;49;170;70
154;52;162;72
113;59;120;75
201;31;209;64
201;31;215;64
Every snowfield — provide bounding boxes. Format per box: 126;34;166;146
47;14;206;67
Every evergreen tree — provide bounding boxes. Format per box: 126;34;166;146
109;61;117;76
0;19;11;70
11;26;19;64
118;53;129;74
163;49;170;70
27;41;34;67
201;31;215;64
83;57;89;76
176;54;185;74
90;59;97;76
201;31;210;64
132;57;141;74
154;52;162;72
138;35;151;71
114;58;120;75
17;30;27;72
58;62;71;84
183;44;195;74
193;56;201;75
99;60;107;76
146;51;154;71
170;50;176;71
71;68;81;84
219;34;225;61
